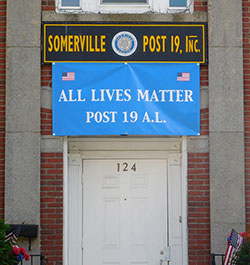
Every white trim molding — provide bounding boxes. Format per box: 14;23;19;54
64;137;188;265
56;0;193;14
181;136;188;265
63;136;69;265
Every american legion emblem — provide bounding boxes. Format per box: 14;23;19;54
112;31;138;57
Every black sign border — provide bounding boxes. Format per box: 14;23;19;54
42;21;208;64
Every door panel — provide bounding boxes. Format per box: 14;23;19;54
83;159;167;265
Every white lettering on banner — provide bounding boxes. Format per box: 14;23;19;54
122;111;138;123
86;111;117;123
137;89;193;102
58;88;193;103
57;88;194;125
142;112;166;123
58;89;68;102
91;89;132;102
85;111;166;124
58;89;86;102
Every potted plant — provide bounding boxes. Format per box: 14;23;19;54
233;231;250;264
0;219;30;264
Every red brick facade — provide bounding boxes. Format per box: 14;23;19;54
188;153;210;265
41;65;53;135
42;0;55;11
41;108;53;136
41;152;63;265
194;0;207;12
200;65;208;87
0;0;6;219
200;65;209;136
200;108;209;136
41;65;52;88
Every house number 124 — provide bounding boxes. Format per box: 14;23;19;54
117;162;136;172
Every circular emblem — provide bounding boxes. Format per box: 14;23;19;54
112;31;138;57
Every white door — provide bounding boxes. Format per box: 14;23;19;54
83;159;168;265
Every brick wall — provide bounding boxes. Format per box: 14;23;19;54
188;152;210;265
200;108;209;135
41;108;53;135
41;62;63;263
41;152;63;265
41;65;52;88
42;0;54;11
243;0;250;228
0;0;6;219
42;0;207;11
200;65;209;136
41;65;52;136
194;0;207;12
200;65;208;87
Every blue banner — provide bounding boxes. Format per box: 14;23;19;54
52;63;200;136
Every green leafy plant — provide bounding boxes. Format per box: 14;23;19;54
0;219;18;265
233;239;250;265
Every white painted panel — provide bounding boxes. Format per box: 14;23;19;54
168;157;183;265
69;138;181;152
68;156;83;265
130;173;148;188
103;198;120;248
83;159;167;265
83;160;122;265
172;243;183;265
103;175;120;188
81;0;97;11
130;198;147;246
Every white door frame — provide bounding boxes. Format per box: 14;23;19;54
63;136;188;265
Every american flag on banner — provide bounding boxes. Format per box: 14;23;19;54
62;72;75;81
223;229;244;265
177;72;190;81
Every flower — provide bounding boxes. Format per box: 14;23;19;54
19;247;26;255
16;254;24;262
11;245;29;263
12;246;20;255
24;253;31;261
240;231;248;237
